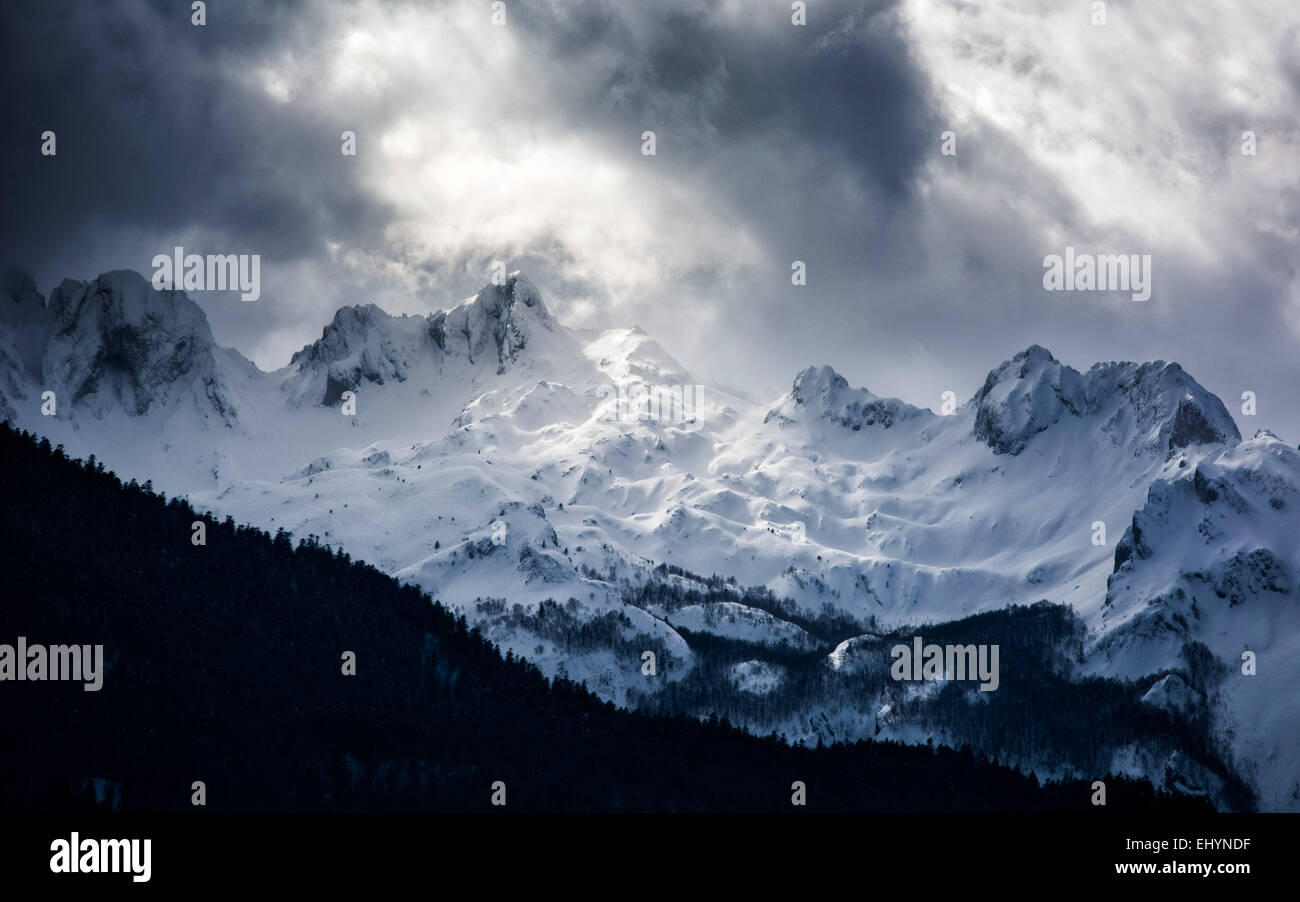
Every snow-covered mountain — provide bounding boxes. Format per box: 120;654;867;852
2;266;1295;810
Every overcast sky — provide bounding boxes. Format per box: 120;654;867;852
3;0;1298;437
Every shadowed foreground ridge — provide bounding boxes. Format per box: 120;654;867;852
0;423;1209;813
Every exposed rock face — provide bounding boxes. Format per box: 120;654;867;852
430;272;554;373
1190;548;1291;607
972;345;1239;456
288;303;432;406
0;268;56;421
1142;673;1202;718
972;345;1085;454
767;364;928;430
39;270;237;420
286;272;558;406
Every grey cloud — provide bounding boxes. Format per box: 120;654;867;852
0;0;392;342
1;0;1297;441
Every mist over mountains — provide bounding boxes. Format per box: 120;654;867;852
2;266;1296;811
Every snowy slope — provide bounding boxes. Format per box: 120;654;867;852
2;266;1295;808
1090;430;1300;810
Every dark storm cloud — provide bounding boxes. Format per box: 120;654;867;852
1;0;1297;441
495;0;948;379
0;0;390;302
513;0;935;199
3;0;937;362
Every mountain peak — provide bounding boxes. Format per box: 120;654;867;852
972;345;1083;454
290;303;400;363
456;271;554;328
1013;344;1058;366
1;267;54;382
1087;359;1240;451
41;270;222;417
973;346;1239;456
0;268;53;420
283;273;567;406
500;271;545;312
772;365;926;431
432;271;557;375
790;365;850;405
2;267;43;311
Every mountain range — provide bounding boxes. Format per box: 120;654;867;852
2;266;1296;811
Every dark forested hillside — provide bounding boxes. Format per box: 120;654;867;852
0;423;1207;812
614;580;1252;811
